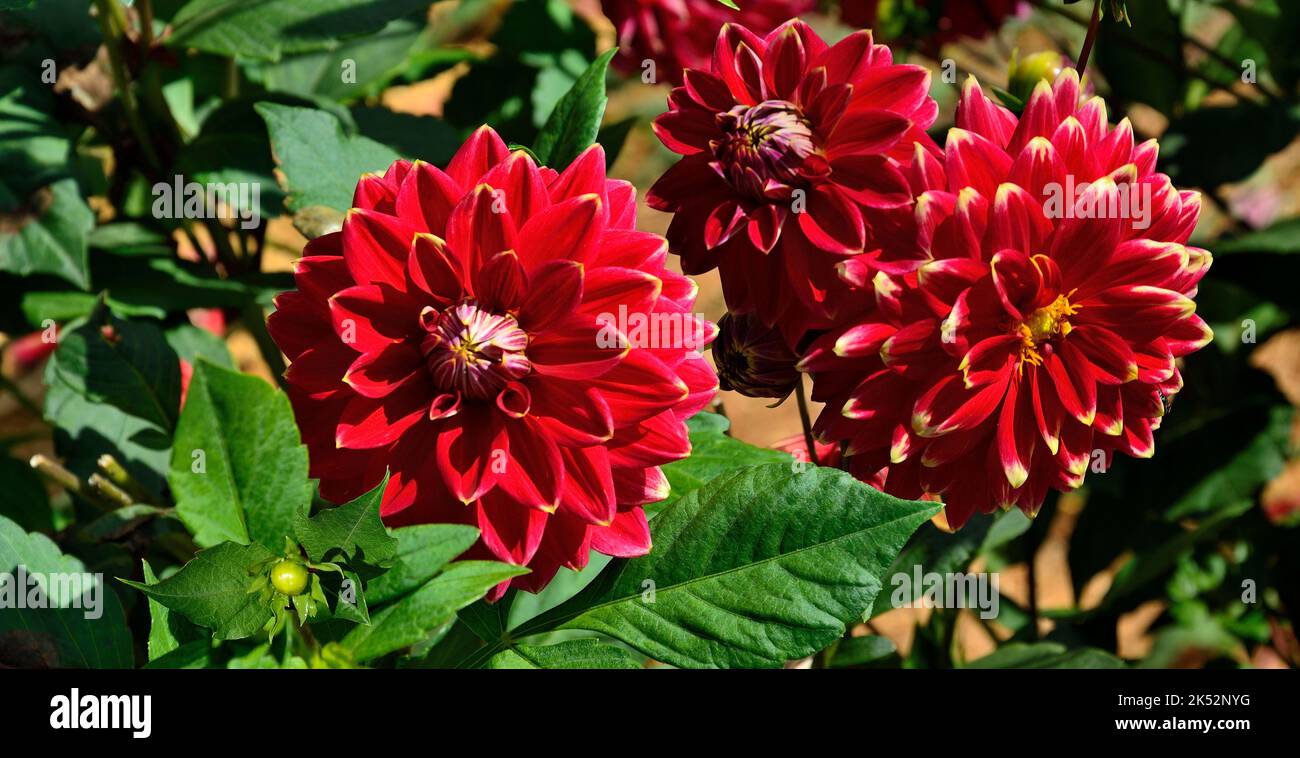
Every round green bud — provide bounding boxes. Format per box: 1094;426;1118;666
270;560;310;596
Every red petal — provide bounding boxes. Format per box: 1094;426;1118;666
436;405;507;503
516;193;604;267
590;507;651;558
446;126;510;187
476;490;548;565
558;446;616;525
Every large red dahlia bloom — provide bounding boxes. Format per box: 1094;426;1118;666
602;0;813;86
648;20;939;347
801;71;1213;527
269;127;717;596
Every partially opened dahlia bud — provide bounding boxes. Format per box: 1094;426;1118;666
269;128;718;596
712;311;800;399
648;19;939;347
602;0;814;86
802;70;1213;527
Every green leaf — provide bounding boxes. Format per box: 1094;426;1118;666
294;474;398;566
342;560;528;662
651;411;793;513
142;639;213;669
365;524;480;605
523;463;940;668
256;102;400;211
0;514;133;668
0;66;73;195
966;642;1125;669
488;639;643;669
0;179;93;289
171;360;313;548
141;559;198;661
828;635;898;668
244;19;425;102
532;48;616;170
44;303;181;498
318;567;370;625
121;541;276;640
167;0;431;61
165;324;233;370
94;256;293;315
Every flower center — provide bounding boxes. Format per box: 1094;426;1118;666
1014;292;1078;368
712;100;818;198
420;300;530;399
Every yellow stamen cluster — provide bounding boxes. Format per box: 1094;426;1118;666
1015;291;1079;370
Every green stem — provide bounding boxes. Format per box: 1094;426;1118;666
1076;0;1103;74
93;0;161;171
795;374;820;467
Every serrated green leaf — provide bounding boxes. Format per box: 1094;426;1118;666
0;514;133;668
650;411;793;513
488;638;643;669
171;361;313;548
365;523;479;605
121;541;275;640
294;475;397;567
319;567;370;625
524;463;940;668
343;560;528;662
256;102;400;211
141;559;198;661
532;48;616;170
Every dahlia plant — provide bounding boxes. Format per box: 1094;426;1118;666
803;70;1212;525
1;0;1294;681
269;128;716;595
648;19;939;346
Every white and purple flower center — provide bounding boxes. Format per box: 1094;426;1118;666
712;100;817;198
420;300;530;399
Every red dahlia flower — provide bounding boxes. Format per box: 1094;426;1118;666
801;70;1213;527
648;19;939;347
268;127;717;596
602;0;813;86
